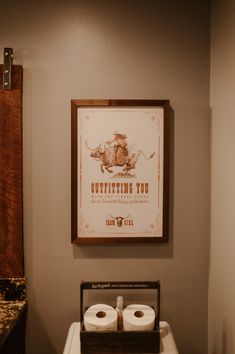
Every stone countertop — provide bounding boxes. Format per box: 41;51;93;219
0;278;26;347
0;300;27;347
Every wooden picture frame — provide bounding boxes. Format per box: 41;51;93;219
71;100;170;245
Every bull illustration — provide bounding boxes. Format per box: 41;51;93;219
109;214;130;227
85;141;155;176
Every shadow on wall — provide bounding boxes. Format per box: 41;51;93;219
73;242;173;259
221;320;235;354
73;107;175;260
222;321;228;354
211;320;234;354
26;305;57;354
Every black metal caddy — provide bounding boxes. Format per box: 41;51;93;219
80;281;161;353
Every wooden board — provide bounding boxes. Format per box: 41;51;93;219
0;65;24;277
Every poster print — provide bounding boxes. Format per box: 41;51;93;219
71;100;170;244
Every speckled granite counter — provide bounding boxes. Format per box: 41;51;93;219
0;278;26;348
0;300;26;347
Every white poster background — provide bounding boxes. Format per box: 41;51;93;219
77;107;164;238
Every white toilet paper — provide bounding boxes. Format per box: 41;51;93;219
123;304;155;331
84;304;118;331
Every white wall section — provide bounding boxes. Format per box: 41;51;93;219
209;0;235;353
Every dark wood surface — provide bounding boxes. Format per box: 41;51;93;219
0;65;24;277
71;99;170;245
80;330;160;353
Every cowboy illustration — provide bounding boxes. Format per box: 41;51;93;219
106;131;129;165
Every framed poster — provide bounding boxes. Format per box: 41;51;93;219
71;100;170;245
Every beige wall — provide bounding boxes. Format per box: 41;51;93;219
0;1;210;353
209;0;235;353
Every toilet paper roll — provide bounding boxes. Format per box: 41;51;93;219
84;304;118;331
123;304;155;331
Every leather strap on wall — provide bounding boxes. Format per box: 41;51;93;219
0;64;24;277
